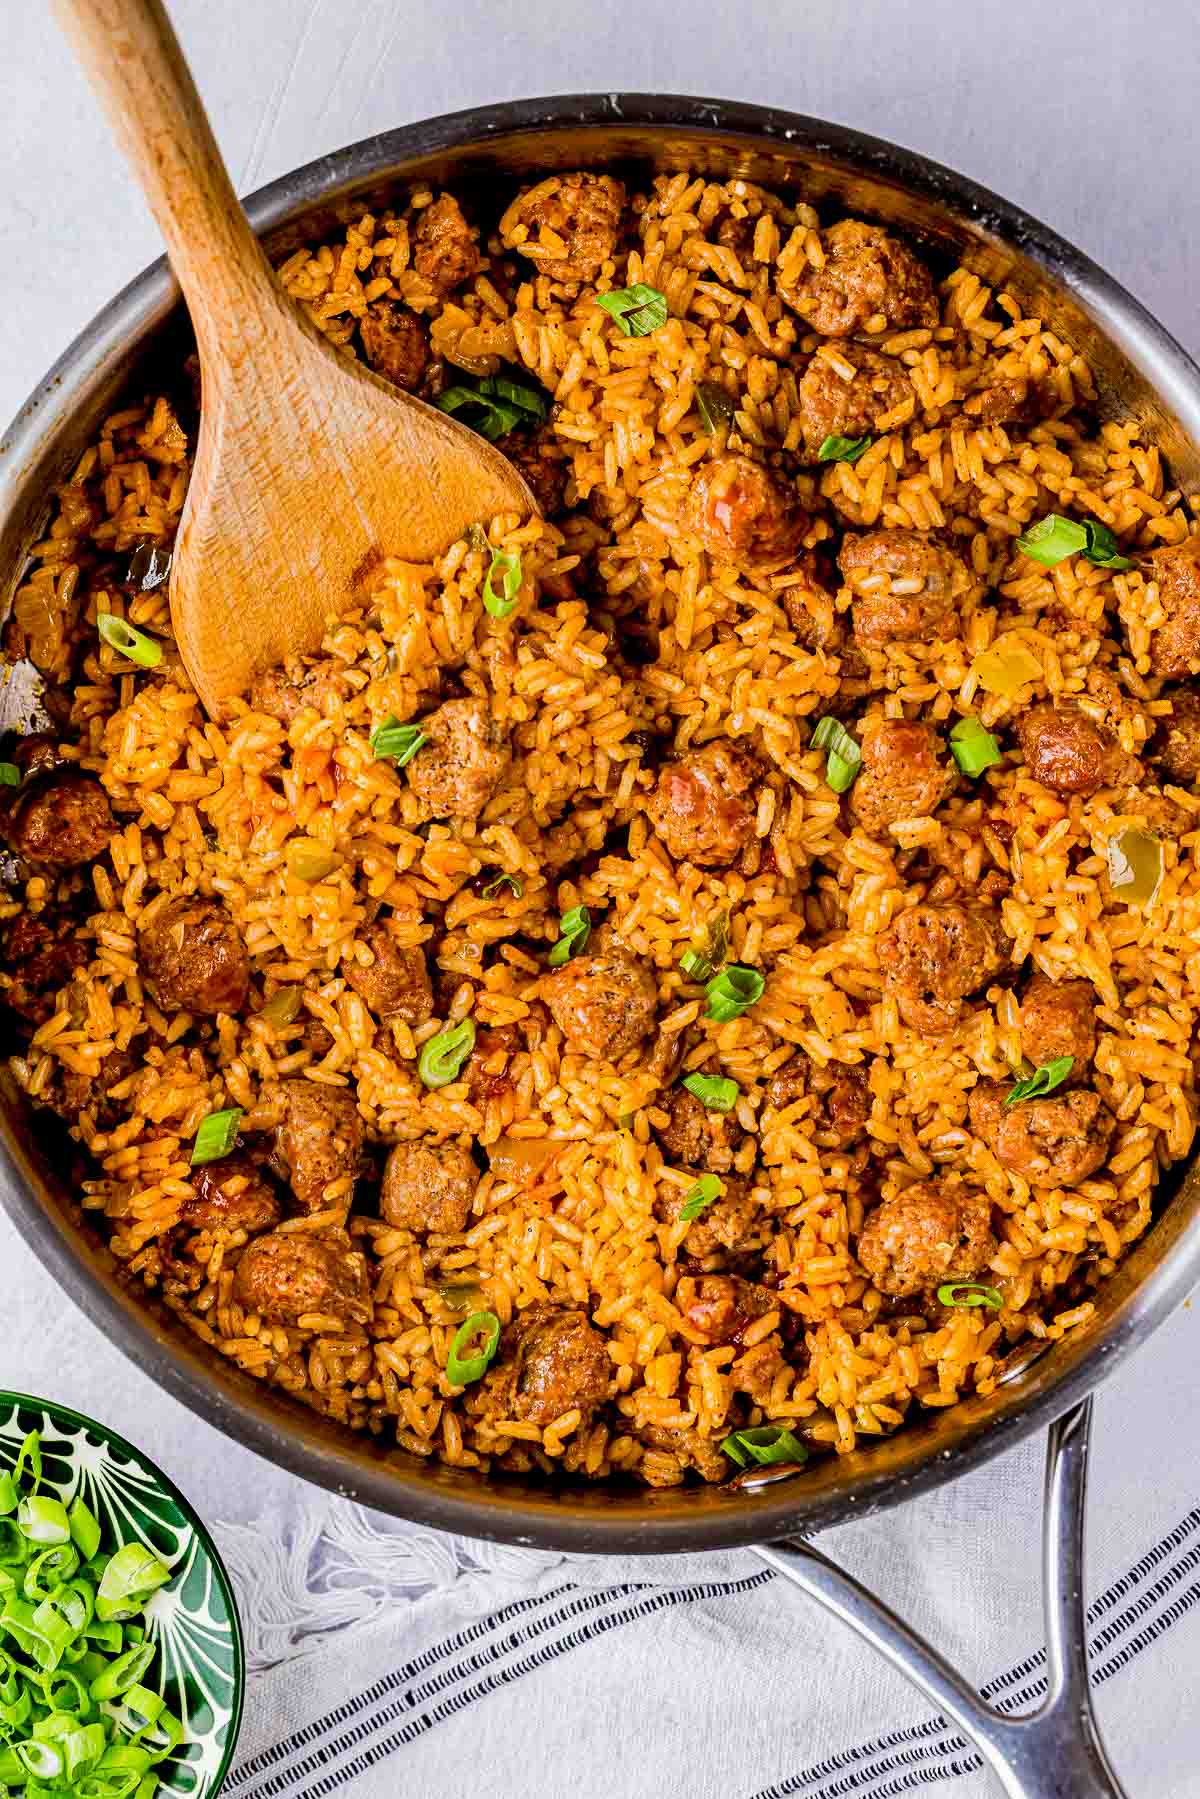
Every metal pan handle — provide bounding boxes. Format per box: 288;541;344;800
752;1399;1128;1799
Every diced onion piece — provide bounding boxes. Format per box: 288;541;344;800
1107;827;1162;906
286;838;342;882
487;1135;560;1181
971;636;1042;698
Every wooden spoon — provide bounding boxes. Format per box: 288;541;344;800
51;0;536;716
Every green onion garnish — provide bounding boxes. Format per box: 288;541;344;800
418;1018;477;1089
720;1426;809;1469
679;948;712;981
595;284;668;338
817;434;871;464
547;904;591;967
811;714;862;794
16;1497;69;1546
370;715;428;767
435;374;547;441
96;614;163;669
1016;514;1088;566
446;1310;501;1386
704;964;764;1023
949;716;1003;777
679;1173;723;1222
1082;518;1133;571
1003;1056;1074;1107
483;548;522;620
681;1072;739;1112
481;871;523;899
95;1542;170;1622
679;913;729;984
696;382;736;433
189;1106;242;1165
0;764;20;788
68;1497;101;1562
936;1281;1004;1311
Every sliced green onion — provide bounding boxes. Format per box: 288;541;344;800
1082;518;1132;571
189;1106;242;1166
446;1311;502;1386
435;374;547;441
817;434;871;464
681;1072;739;1112
937;1281;1004;1311
1015;514;1088;567
1108;826;1162;906
24;1543;80;1600
696;382;736;433
478;374;547;419
14;1432;42;1495
679;1173;723;1223
370;715;428;767
481;871;523;899
1004;1056;1074;1107
949;716;1003;777
547;904;591;967
96;615;163;669
69;1498;102;1563
679;948;711;981
90;1643;155;1703
483;548;522;620
95;1545;170;1624
811;714;862;793
0;1474;16;1516
595;283;668;338
720;1426;809;1469
17;1738;64;1779
679;912;729;984
17;1497;70;1547
704;963;764;1023
417;1018;477;1089
0;763;20;788
63;1722;107;1781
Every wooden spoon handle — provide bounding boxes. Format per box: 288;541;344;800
49;0;278;355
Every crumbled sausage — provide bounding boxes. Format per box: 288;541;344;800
678;1274;774;1345
1014;702;1138;797
877;903;1009;1035
963;376;1046;428
645;740;760;867
638;1422;728;1484
1146;544;1200;679
780;550;842;650
1151;687;1200;784
6;771;114;868
969;1082;1116;1187
343;922;433;1026
0;911;89;1024
233;1228;372;1323
763;1054;870;1147
272;1079;363;1213
380;1139;477;1234
684;454;808;568
505;427;568;518
406;697;510;819
857;1181;996;1298
411;194;481;295
779;220;939;337
543;940;657;1060
849;718;952;835
56;1045;138;1128
655;1082;745;1173
138;897;250;1017
182;1156;281;1234
501;172;625;283
247;658;350;727
359;302;429;392
796;345;912;454
11;734;64;778
840;530;966;645
660;1174;761;1258
481;1303;610;1426
1019;974;1097;1077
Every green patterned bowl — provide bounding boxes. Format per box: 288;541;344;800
0;1392;244;1798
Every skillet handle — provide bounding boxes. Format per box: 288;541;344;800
753;1400;1128;1799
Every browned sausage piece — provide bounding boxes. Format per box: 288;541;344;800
780;550;842;650
272;1079;364;1213
1014;702;1137;797
779;220;939;337
500;172;625;283
7;771;114;869
233;1228;372;1323
638;1422;729;1484
684;454;808;568
11;734;65;778
1019;974;1097;1077
848;718;952;835
411;194;481;295
969;1082;1116;1187
645;740;759;867
505;428;568;519
406;698;510;820
0;911;89;1025
380;1139;477;1234
138;897;250;1017
660;1174;761;1258
763;1054;869;1147
483;1303;610;1425
1146;544;1200;680
1152;687;1200;784
655;1083;745;1173
796;345;912;454
963;376;1046;428
359;302;429;392
182;1156;281;1233
857;1181;996;1297
56;1045;138;1128
343;922;433;1026
840;530;965;646
543;941;657;1061
678;1274;775;1345
877;903;1009;1035
247;658;350;726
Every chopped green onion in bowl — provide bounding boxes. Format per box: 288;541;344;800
720;1426;808;1470
483;548;522;620
681;1072;739;1112
704;964;764;1023
811;715;862;793
1107;827;1162;906
595;283;668;337
1004;1056;1074;1107
949;716;1003;777
96;614;163;669
547;904;591;966
446;1311;502;1387
679;1174;723;1223
936;1281;1004;1311
817;434;871;464
696;382;736;434
418;1018;476;1089
370;715;428;767
190;1107;242;1166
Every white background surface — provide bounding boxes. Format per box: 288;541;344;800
2;5;1200;1790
